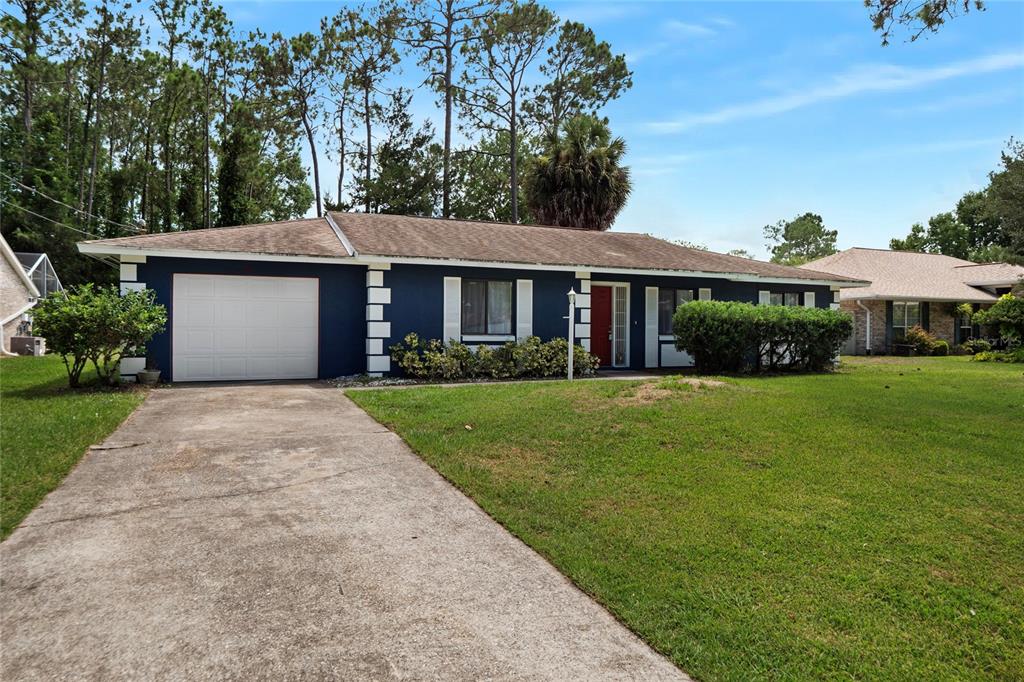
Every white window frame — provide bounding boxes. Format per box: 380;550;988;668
892;301;921;338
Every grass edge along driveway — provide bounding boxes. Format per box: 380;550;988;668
348;357;1024;681
1;355;146;539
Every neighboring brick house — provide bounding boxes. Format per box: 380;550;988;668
1;234;40;354
803;248;1024;355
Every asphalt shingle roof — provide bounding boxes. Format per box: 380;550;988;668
82;212;864;283
802;248;1024;302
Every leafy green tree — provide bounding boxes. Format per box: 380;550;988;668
892;212;972;259
32;284;167;387
973;293;1024;344
763;212;838;265
987;138;1024;259
524;114;631;231
526;21;631;141
866;0;983;45
215;103;312;226
889;223;929;252
333;4;401;213
400;0;505;218
351;89;441;216
459;0;557;223
450;130;530;223
256;31;330;216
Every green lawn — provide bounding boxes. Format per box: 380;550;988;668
1;355;146;539
349;357;1024;681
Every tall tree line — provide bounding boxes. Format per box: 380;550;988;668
1;0;632;284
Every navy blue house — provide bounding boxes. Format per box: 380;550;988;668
79;213;864;382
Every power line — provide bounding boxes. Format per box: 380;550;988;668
1;196;101;238
0;170;146;234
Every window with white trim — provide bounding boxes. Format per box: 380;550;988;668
658;288;693;334
767;292;801;306
462;279;513;335
892;301;920;339
958;310;973;340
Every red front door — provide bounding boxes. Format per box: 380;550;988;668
590;286;613;367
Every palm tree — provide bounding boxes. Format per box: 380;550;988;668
524;115;631;231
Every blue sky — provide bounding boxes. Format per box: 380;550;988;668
221;0;1024;258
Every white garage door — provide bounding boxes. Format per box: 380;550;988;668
172;274;319;381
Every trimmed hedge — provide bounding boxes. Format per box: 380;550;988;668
672;300;852;373
390;334;600;381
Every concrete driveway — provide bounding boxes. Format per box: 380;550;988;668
1;383;686;680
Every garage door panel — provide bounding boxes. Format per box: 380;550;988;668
214;329;246;353
216;277;251;298
216;300;247;327
173;274;319;381
181;329;215;353
217;356;246;378
178;300;216;326
180;275;216;297
279;301;318;327
279;328;317;351
245;328;279;353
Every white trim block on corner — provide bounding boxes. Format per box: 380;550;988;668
644;286;658;368
443;276;461;343
367;321;391;338
367;355;391;373
367;287;391;305
120;282;145;294
516;279;533;340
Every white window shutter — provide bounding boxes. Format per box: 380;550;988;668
699;288;712;301
645;287;658;367
516;279;533;340
758;290;771;306
804;292;815;308
443;277;461;343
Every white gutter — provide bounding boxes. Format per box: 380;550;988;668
0;300;37;357
855;300;872;354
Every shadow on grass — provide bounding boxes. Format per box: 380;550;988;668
6;375;141;400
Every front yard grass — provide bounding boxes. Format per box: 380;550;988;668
349;356;1024;681
1;355;146;539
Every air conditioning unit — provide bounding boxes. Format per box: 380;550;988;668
10;336;46;356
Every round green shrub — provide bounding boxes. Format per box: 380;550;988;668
672;300;852;373
932;339;949;356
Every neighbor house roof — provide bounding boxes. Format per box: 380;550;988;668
1;234;40;298
79;213;865;285
802;248;1024;302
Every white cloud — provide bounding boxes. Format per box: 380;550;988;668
646;51;1024;133
662;19;716;38
850;137;1005;161
886;88;1020;116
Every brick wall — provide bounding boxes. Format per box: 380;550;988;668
928;302;957;346
841;299;887;355
1;254;34;352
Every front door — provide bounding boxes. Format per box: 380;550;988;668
591;285;613;366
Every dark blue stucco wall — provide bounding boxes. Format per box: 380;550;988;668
586;273;834;369
136;256;367;378
385;263;576;346
136;255;835;377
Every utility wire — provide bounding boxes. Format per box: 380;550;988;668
1;199;103;239
0;170;146;234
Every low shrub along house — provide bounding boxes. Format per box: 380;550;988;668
78;213;864;382
803;248;1024;355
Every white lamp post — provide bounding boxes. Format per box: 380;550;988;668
567;288;577;381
